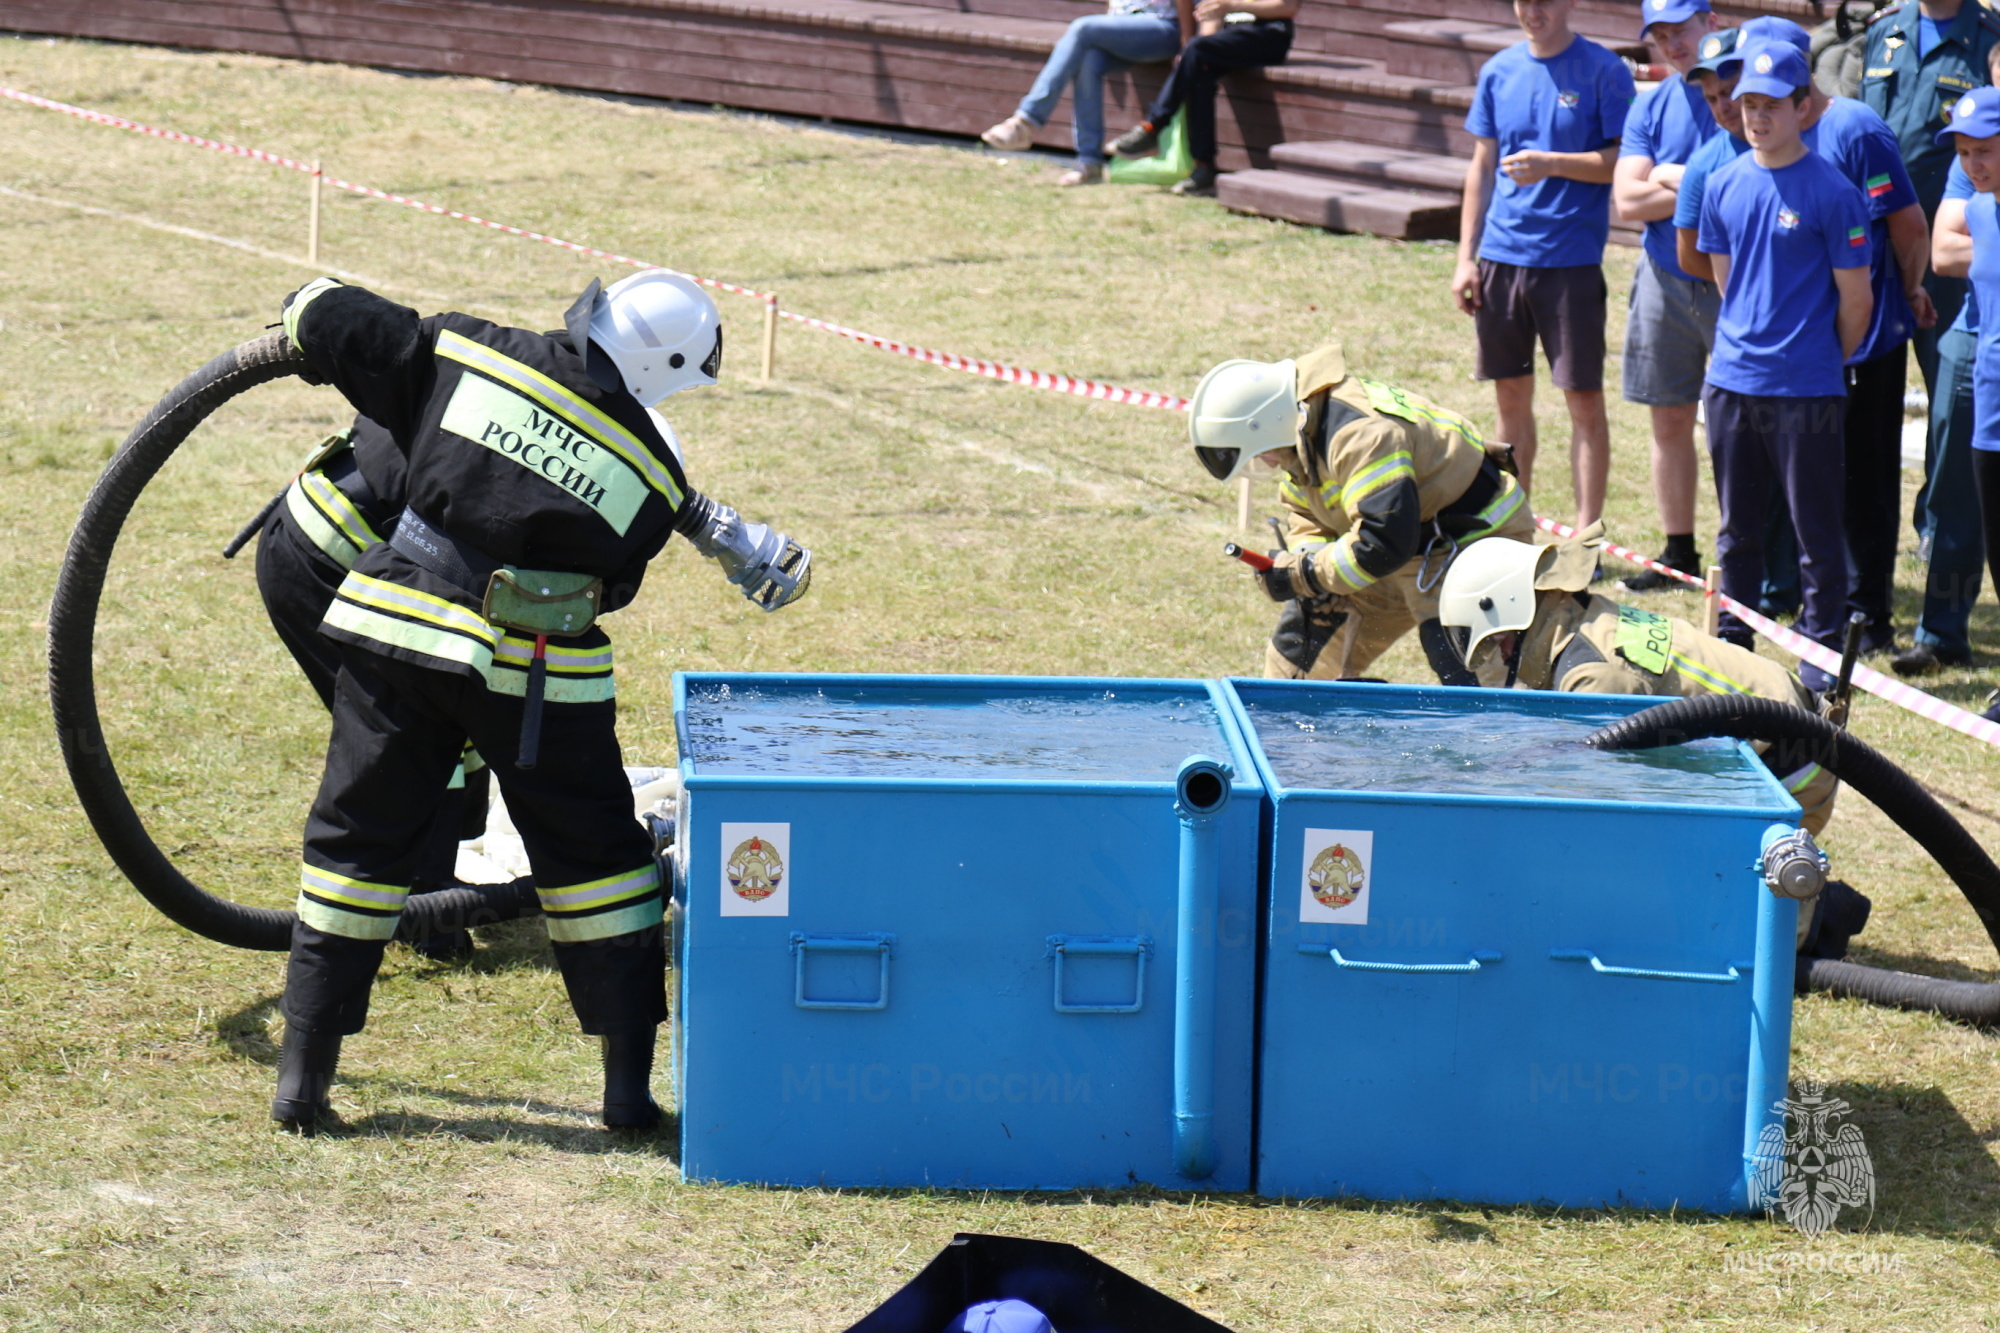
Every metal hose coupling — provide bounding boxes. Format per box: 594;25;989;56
677;493;814;611
1761;826;1830;900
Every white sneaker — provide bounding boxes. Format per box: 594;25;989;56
980;114;1036;152
1057;163;1104;187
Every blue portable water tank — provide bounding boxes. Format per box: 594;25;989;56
1225;680;1800;1213
670;672;1265;1191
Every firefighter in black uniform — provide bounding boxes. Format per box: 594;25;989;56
270;269;812;1131
256;416;485;958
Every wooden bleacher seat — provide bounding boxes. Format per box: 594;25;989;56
0;0;1814;240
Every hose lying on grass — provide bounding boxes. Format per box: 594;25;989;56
48;333;539;952
1587;694;2000;1028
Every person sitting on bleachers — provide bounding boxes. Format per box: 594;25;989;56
1108;0;1302;197
981;0;1194;187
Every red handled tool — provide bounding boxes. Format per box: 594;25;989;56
1223;542;1274;572
516;634;548;770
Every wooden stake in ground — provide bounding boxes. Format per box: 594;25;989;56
1237;476;1252;532
1703;564;1723;637
761;292;779;381
307;159;322;266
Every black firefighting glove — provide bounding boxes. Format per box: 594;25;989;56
1256;548;1335;603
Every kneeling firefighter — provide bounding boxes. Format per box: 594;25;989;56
1435;526;1869;956
1189;343;1536;682
270;269;813;1131
254;414;487;959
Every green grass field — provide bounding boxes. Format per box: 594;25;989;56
2;33;2000;1331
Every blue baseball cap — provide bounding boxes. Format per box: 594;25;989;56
1732;41;1812;100
1688;27;1742;77
1639;0;1712;38
1938;85;2000;143
1719;15;1812;67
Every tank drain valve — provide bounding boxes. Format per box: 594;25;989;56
1760;826;1829;900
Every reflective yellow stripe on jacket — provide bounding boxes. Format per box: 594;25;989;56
1459;474;1527;541
434;330;684;511
323;571;617;702
1337;450;1416;511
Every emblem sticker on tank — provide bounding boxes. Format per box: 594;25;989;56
720;823;791;917
1300;828;1372;925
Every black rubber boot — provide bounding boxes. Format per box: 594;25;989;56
271;1025;343;1133
601;1029;663;1130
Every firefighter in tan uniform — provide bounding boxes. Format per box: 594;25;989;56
1436;526;1870;957
1189;344;1537;681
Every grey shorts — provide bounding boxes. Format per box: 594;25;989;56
1621;253;1720;407
1473;260;1607;391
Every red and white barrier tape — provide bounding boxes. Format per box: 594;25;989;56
9;84;1996;746
0;84;1186;407
1536;517;2000;747
0;86;772;301
777;309;1194;410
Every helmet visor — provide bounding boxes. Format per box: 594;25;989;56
701;327;723;381
1194;444;1240;482
1439;620;1475;670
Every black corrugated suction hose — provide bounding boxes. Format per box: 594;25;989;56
48;333;538;951
1586;694;2000;1027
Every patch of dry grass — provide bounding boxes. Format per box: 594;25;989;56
0;32;1997;1332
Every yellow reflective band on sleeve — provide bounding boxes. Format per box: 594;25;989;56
448;760;466;790
1668;651;1753;696
1279;477;1310;509
283;277;343;349
1461;475;1527;540
435;330;684;509
463;744;486;775
1338;451;1416;510
1328;539;1380;592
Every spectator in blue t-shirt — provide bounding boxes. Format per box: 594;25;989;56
1696;42;1874;688
1677;18;1934;653
1901;154;1987;673
1611;5;1725;593
1929;88;2000;721
1453;0;1634;529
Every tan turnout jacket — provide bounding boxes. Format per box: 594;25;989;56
1277;344;1532;596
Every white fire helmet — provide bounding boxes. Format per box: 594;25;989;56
1436;537;1544;669
1188;358;1301;482
565;270;722;405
